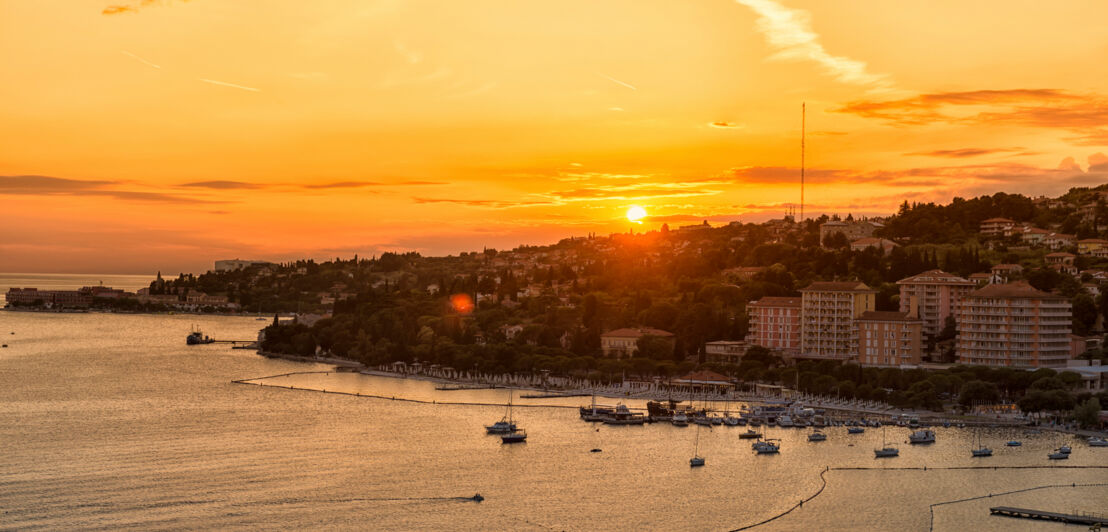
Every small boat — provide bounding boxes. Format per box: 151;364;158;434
1048;450;1068;460
723;415;741;426
909;430;936;444
971;429;992;457
487;390;520;434
753;439;780;454
807;430;827;442
501;430;527;444
709;416;723;426
777;415;794;428
1006;440;1022;447
1057;444;1071;454
739;429;762;439
1088;437;1108;447
692;415;712;427
847;427;865;434
690;423;706;467
186;326;214;345
671;413;689;427
875;426;898;458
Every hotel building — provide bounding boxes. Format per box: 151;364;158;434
956;281;1072;368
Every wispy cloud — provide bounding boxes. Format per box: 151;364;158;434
120;50;161;69
412;197;553;209
709;121;744;129
0;175;226;204
601;74;637;91
734;0;894;91
198;78;261;92
102;0;186;16
836;88;1108;146
905;147;1031;158
179;180;263;189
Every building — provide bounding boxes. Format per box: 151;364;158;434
704;340;749;365
956;281;1072;368
856;310;923;367
4;288;93;307
746;296;801;355
1045;252;1076;266
1020;227;1052;245
849;237;898;253
1078;238;1108;256
990;263;1023;282
799;281;877;360
819;220;881;246
896;270;975;339
979;218;1016;237
600;327;674;358
1043;233;1076;250
968;272;993;286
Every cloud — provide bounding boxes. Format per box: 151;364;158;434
609;107;626;112
734;0;894;91
836;88;1108;145
198;78;261;92
0;175;225;204
120;50;161;69
601;74;637;91
102;0;184;16
303;180;443;189
709;121;744;129
411;197;553;209
905;147;1027;158
180;180;263;189
541;182;722;202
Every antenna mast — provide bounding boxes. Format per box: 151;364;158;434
800;102;805;223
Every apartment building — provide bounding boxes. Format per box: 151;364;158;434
979;218;1016;237
956;281;1072;369
856;310;923;367
799;281;876;360
746;296;801;355
896;269;975;338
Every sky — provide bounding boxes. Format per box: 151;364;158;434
1;0;1107;274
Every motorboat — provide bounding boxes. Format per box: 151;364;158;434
1048;450;1068;460
1088;437;1108;447
1006;440;1022;447
501;430;527;444
689;456;705;467
807;430;827;442
723;415;741;427
909;430;936;444
602;404;645;425
1057;444;1072;454
752;439;780;454
847;427;865;434
776;415;794;428
971;447;993;457
671;413;689;427
739;429;762;439
186;326;214;345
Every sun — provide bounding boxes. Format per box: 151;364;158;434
626;205;647;223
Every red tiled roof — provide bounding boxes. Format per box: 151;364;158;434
800;281;875;292
896;269;974;285
749;296;801;307
981;217;1015;223
967;281;1065;300
857;311;921;322
601;327;674;338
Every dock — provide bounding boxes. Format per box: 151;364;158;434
990;506;1108;526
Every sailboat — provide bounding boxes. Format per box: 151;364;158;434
485;389;518;434
874;425;899;458
971;427;992;457
690;423;706;467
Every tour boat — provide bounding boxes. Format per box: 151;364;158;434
580;395;615;422
807;430;827;442
186;326;214;345
602;404;646;425
874;426;899;458
909;429;936;444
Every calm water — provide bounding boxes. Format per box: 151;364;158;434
1;312;1105;531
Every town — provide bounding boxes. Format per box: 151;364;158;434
7;188;1108;425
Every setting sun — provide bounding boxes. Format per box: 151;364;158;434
626;205;647;223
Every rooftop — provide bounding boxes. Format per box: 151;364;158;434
749;296;801;307
800;281;875;293
967;281;1066;300
896;269;974;286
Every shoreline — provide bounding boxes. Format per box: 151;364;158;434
251;350;1108;434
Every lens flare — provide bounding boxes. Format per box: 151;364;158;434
626;205;647;223
450;293;474;314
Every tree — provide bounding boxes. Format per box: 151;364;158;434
1073;397;1102;429
958;380;999;406
636;335;674;360
1072;294;1098;336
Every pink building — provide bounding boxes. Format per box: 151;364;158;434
896;269;975;339
746;296;801;355
856;311;924;367
956;281;1072;369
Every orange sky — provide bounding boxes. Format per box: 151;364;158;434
2;0;1107;273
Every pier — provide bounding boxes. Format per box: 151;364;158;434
989;506;1108;526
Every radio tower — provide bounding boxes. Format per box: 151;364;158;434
800;102;805;223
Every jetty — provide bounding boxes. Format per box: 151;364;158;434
989;506;1108;526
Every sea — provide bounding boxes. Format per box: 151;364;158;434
1;276;1106;530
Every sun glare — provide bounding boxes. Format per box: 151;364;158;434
626;205;647;223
